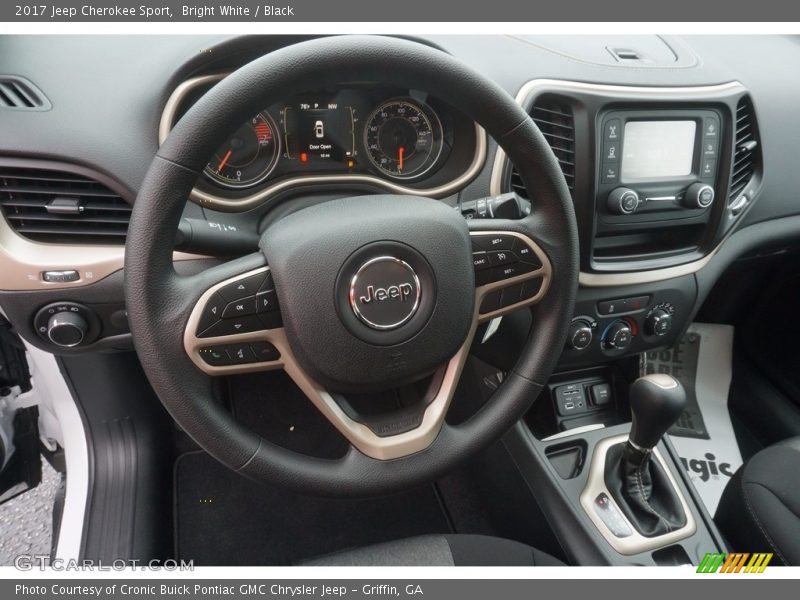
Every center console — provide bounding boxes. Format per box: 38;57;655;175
483;79;762;565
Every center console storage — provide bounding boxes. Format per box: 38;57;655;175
481;77;758;565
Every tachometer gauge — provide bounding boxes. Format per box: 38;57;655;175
364;99;443;180
204;112;280;188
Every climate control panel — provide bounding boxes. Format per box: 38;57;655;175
559;276;694;368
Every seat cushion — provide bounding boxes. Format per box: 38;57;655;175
302;534;564;566
716;437;800;565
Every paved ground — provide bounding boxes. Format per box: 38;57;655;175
0;458;60;565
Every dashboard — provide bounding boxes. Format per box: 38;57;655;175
1;34;800;365
159;76;484;210
3;34;800;570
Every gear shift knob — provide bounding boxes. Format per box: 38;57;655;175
628;374;687;450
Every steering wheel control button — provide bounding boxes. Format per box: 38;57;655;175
520;278;543;300
487;249;517;267
225;343;257;364
499;283;525;308
199;347;231;366
479;290;503;314
512;238;542;267
251;342;281;362
255;290;279;313
219;272;268;302
492;260;537;282
222;297;256;319
348;256;421;331
472;234;515;252
197;292;225;333
198;315;264;338
472;252;490;271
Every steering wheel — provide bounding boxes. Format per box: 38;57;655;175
125;35;578;496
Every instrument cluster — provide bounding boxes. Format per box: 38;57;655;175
162;77;483;210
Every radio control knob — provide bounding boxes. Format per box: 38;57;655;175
607;188;640;215
645;309;673;337
603;321;633;351
47;312;88;348
567;320;593;350
684;183;715;209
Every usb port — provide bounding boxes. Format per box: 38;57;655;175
564;401;575;411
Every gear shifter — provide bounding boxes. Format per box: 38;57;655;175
629;374;687;451
605;374;688;537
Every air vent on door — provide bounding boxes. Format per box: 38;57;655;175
729;96;760;206
508;100;575;200
0;165;131;244
0;76;50;111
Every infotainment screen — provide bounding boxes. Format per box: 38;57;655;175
621;121;696;180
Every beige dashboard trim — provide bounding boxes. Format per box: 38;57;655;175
579;434;697;555
578;249;718;287
159;73;488;212
490;79;747;287
0;214;202;291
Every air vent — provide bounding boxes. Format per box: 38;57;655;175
509;100;575;200
0;76;50;111
0;165;131;244
729;96;760;204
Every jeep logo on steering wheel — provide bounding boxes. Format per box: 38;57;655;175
349;256;421;330
359;282;414;304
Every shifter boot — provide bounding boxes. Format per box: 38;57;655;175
604;442;687;537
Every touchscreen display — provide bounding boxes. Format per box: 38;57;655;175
621;121;696;180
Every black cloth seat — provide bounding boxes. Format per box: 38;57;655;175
716;437;800;565
302;534;564;566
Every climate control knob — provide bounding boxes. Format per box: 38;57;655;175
603;320;633;351
567;320;593;351
607;187;640;215
683;183;715;209
47;312;88;348
645;309;673;337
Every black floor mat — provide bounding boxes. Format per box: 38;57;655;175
227;371;349;459
174;451;452;565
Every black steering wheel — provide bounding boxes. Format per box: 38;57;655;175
125;35;578;496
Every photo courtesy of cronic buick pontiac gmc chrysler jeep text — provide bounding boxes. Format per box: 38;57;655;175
0;34;799;567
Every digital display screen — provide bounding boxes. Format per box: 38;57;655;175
283;101;355;164
621;121;696;180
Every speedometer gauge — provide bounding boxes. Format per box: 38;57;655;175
364;99;443;180
204;112;280;189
